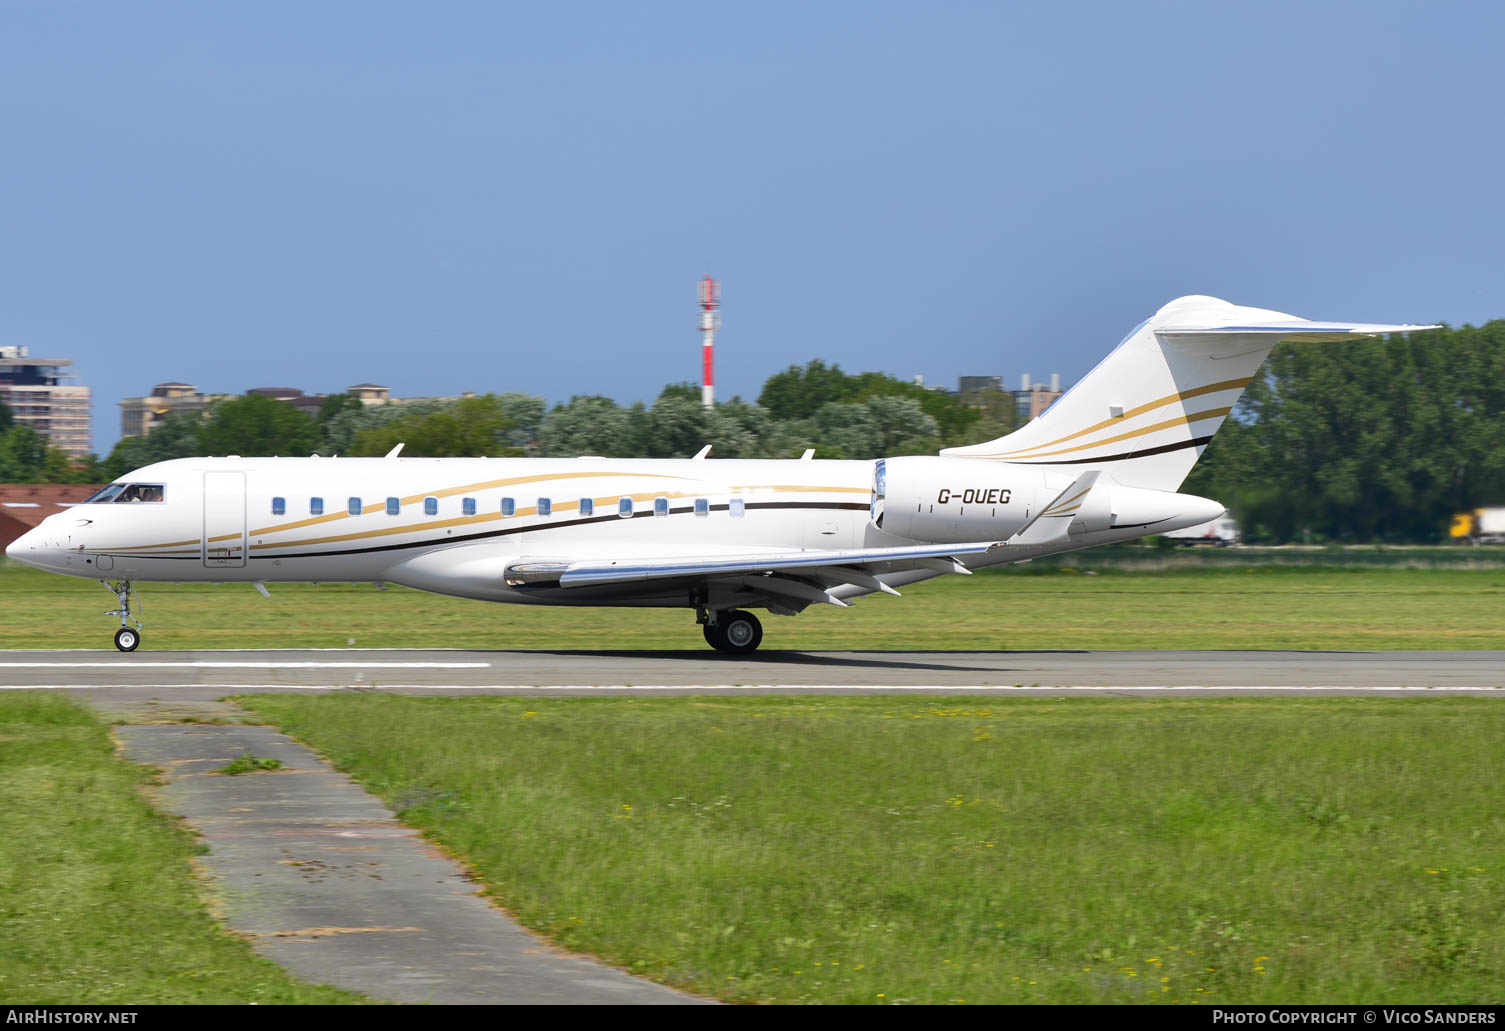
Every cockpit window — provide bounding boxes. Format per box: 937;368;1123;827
87;483;164;503
114;484;164;503
83;484;125;504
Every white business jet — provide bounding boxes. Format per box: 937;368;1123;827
7;296;1434;652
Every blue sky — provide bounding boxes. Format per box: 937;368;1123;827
2;1;1502;452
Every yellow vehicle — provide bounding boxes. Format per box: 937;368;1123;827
1451;508;1505;544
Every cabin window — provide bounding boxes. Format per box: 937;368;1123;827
618;497;633;518
463;497;476;516
654;496;669;517
271;497;286;516
501;497;515;516
730;497;746;518
694;497;709;517
310;497;324;516
348;497;362;516
537;497;552;517
424;496;438;516
579;497;594;517
386;497;401;516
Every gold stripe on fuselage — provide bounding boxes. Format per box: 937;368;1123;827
250;488;692;552
96;477;868;556
249;469;695;537
249;484;868;553
98;469;701;552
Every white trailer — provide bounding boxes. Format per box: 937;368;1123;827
1163;515;1241;546
1478;508;1505;542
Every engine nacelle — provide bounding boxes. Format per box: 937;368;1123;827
873;456;1224;545
873;456;1055;543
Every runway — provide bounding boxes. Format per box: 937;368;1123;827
1;648;1501;701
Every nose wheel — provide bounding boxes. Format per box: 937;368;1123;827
102;580;144;651
702;609;763;654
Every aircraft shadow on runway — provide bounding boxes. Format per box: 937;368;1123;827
505;649;1089;674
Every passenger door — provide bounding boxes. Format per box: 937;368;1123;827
202;471;247;568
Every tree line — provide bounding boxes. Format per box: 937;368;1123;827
0;364;1015;485
2;320;1501;542
1185;320;1505;542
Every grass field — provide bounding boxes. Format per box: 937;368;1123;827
242;694;1505;1005
0;693;363;1004
2;559;1504;651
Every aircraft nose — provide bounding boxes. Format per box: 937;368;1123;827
6;526;39;563
6;525;53;570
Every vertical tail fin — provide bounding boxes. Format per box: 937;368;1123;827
942;295;1435;491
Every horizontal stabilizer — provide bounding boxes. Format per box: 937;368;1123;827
1158;320;1438;345
556;541;1001;588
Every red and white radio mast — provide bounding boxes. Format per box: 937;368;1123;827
698;274;720;408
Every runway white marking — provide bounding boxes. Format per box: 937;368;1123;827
1;684;1501;693
0;662;491;669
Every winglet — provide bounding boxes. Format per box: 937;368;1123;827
1011;470;1100;545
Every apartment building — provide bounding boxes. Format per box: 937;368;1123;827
0;346;92;457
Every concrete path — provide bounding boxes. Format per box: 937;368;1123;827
115;721;708;1005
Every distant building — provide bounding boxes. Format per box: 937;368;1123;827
119;381;473;439
957;375;1004;395
0;346;92;458
956;373;1064;420
347;383;392;406
1013;373;1062;421
909;375;950;394
118;382;235;439
246;387;326;420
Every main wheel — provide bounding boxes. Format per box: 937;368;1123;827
706;610;762;655
114;627;140;652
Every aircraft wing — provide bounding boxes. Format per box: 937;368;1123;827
556;541;1001;590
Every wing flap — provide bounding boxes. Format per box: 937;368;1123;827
556;541;1000;588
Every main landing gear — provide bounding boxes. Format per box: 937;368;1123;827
701;609;763;655
103;580;142;652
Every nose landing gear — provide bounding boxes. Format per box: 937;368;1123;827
102;580;143;652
